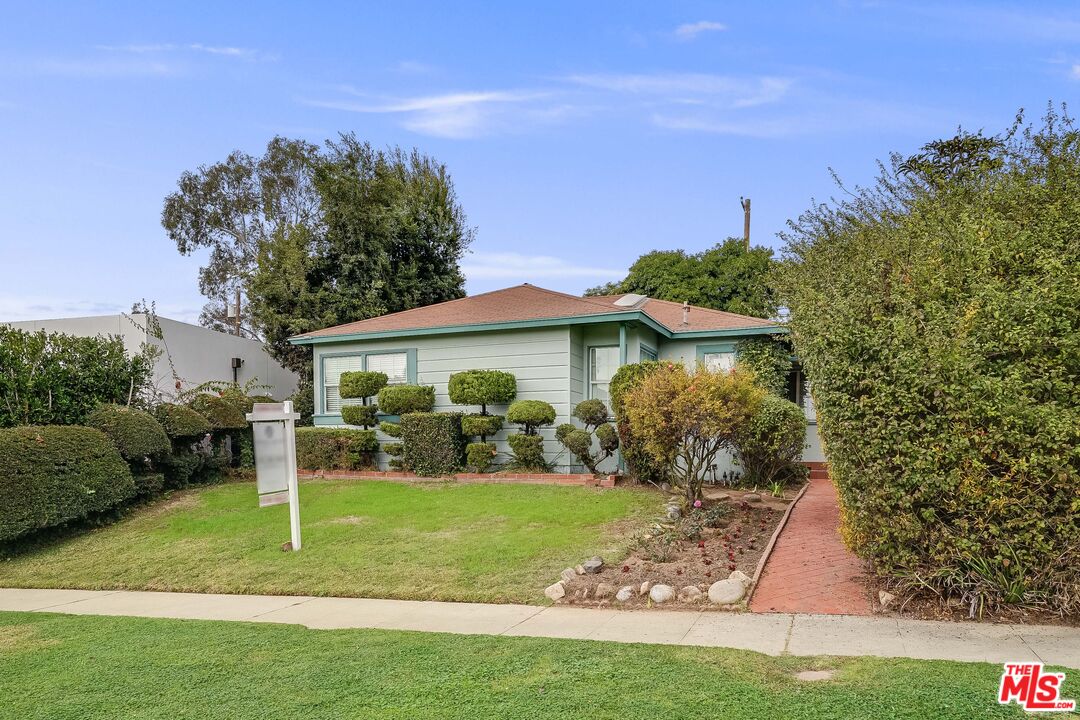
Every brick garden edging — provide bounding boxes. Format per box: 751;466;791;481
299;469;617;488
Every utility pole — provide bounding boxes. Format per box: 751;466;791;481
740;197;751;251
232;287;240;338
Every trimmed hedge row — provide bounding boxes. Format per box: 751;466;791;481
296;427;378;471
0;426;135;542
400;412;466;476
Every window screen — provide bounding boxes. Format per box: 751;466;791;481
640;345;658;362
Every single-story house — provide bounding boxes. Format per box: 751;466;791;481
290;284;823;474
7;313;298;402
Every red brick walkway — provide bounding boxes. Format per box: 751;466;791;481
750;464;872;615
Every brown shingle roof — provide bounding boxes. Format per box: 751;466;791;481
291;284;776;341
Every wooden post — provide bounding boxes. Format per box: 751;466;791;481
741;197;751;250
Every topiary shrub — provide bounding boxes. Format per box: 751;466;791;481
382;442;404;456
377;385;436;416
609;361;668;486
506;434;547;471
0;425;136;542
339;371;388;402
152;403;212;439
465;442;497;472
558;400;619;476
447;370;517;414
339;371;388;429
732;394;808;487
341;404;378;428
86;404;170;463
505;400;556;435
461;414;503;439
295;427;378;471
399;412;466;476
775;114;1080;613
378;421;402;438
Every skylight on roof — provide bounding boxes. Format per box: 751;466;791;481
614;293;647;308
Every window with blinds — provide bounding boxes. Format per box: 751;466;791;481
322;356;363;413
702;351;735;372
366;352;408;385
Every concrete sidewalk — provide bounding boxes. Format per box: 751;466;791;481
2;588;1077;668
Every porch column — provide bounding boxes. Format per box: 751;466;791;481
618;322;627;366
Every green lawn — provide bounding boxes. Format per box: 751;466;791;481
1;611;1060;719
0;479;657;603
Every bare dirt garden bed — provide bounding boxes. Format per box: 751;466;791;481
552;485;801;610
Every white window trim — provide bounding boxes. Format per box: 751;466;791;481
587;345;619;401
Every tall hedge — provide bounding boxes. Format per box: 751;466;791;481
775;113;1080;612
86;404;171;495
0;426;136;542
400;412;466;476
0;327;151;428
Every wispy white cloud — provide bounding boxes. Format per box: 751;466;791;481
562;72;793;108
95;42;263;60
14;58;177;77
674;20;727;41
461;252;624;280
301;89;570;139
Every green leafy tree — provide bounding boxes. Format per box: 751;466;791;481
164;135;474;375
774;107;1080;612
586;238;777;318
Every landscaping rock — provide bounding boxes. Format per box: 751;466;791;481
728;570;752;588
743;493;762;503
665;504;681;520
595;582;615;599
560;568;577;584
660;483;672;493
575;565;586;575
583;557;604;574
678;586;702;602
544;581;566;601
639;580;653;596
878;590;896;610
615;586;635;602
649;584;675;603
708;579;746;604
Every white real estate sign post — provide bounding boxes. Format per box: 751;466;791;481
246;401;302;551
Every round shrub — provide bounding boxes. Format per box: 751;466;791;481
506;400;556;435
571;398;610;428
595;422;619;453
339;371;388;401
86;404;170;461
188;394;247;430
555;423;576;444
560;428;592;457
732;394;808;486
507;433;547;470
295;427;378;471
465;442;497;472
377;385;435;416
461;413;503;439
341;404;378;428
0;425;136;542
152;403;212;439
382;442;404;457
447;370;517;411
609;360;665;418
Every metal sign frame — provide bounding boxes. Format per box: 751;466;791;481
246;400;302;551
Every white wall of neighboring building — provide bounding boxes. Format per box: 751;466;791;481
6;314;298;401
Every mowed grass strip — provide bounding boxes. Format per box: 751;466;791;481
0;611;1057;720
0;480;657;603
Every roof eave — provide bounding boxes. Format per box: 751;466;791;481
289;310;783;345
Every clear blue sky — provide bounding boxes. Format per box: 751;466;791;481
2;1;1078;322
